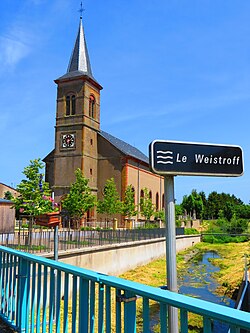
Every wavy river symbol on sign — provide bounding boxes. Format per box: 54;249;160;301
156;150;174;164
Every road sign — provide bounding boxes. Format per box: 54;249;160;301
149;140;244;177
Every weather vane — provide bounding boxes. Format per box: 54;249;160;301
78;2;85;19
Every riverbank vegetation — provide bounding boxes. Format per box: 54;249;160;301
121;241;248;297
120;241;249;332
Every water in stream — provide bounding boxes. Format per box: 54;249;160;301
179;251;235;332
150;251;235;332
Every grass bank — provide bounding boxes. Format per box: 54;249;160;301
119;241;249;332
120;241;250;298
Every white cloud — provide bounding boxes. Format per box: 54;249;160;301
0;18;36;72
0;35;30;69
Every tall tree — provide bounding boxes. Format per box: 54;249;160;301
199;191;207;218
191;189;204;219
181;194;195;217
235;204;250;219
122;185;137;219
62;169;95;228
97;178;122;221
140;188;155;223
181;190;204;219
206;191;220;219
206;192;245;220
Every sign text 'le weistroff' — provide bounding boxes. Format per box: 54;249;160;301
149;140;244;177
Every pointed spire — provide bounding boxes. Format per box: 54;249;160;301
55;8;102;90
67;17;93;77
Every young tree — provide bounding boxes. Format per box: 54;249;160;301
122;185;137;219
97;178;122;221
154;209;165;222
62;169;96;229
12;158;54;245
140;188;155;223
226;213;249;234
13;158;54;217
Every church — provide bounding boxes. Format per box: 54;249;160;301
44;16;164;224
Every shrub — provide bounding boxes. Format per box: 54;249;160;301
175;219;182;227
203;235;248;244
80;226;93;231
184;228;199;235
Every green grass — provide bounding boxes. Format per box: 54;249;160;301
120;241;250;332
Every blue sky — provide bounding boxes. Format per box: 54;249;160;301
0;0;249;204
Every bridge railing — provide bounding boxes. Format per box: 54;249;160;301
0;245;250;333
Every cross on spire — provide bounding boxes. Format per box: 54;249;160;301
78;2;84;19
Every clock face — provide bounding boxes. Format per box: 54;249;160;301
62;133;75;148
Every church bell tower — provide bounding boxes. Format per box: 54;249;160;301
51;16;102;200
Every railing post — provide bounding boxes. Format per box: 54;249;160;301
123;290;136;333
54;226;59;261
17;257;29;332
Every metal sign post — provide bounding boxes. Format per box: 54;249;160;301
165;176;178;332
149;139;244;332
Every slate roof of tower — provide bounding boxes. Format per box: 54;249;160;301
56;18;98;83
99;130;149;164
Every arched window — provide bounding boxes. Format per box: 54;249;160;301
149;191;152;199
156;192;159;211
65;94;76;116
66;96;70;116
162;194;165;209
140;189;144;198
89;95;95;118
71;95;76;115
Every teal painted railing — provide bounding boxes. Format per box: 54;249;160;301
0;245;250;333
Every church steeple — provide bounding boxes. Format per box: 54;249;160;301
56;14;101;88
51;9;102;201
67;17;93;77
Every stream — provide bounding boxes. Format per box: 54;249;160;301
179;251;235;332
150;251;235;332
